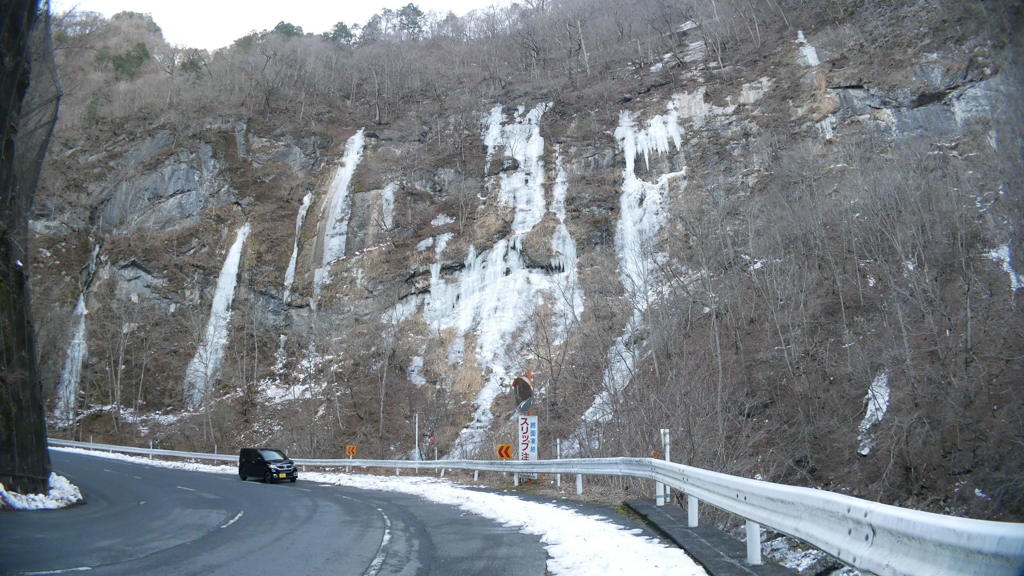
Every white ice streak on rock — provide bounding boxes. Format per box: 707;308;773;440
55;243;100;425
408;355;427;387
381;182;397;230
55;295;88;424
431;213;455;227
549;149;585;337
0;473;83;510
985;244;1023;292
581;105;686;428
739;77;773;105
441;104;584;457
484;103;552;233
857;371;891;456
797;30;820;67
283;192;313;303
184;222;250;409
313;129;365;306
672;87;733;130
416;237;434;252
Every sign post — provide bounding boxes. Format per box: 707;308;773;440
518;414;538;480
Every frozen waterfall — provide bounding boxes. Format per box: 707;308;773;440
575;101;688;450
183;222;250;409
283;192;313;303
54;243;100;425
439;103;583;458
313;129;365;307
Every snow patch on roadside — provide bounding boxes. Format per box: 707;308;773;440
1;473;82;510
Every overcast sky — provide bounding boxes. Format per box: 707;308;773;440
50;0;506;51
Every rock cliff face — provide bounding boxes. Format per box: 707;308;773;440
32;1;1023;519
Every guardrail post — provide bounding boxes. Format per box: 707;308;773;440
555;439;561;488
474;470;479;482
661;429;670;506
687;495;699;527
149;440;153;460
514;472;519;486
576;474;583;495
745;520;762;565
396;467;400;475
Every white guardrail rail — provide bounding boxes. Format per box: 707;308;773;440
49;438;1024;576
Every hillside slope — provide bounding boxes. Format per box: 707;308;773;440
32;0;1023;521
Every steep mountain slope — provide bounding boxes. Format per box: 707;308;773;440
31;1;1023;521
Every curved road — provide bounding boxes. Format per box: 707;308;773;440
0;450;547;575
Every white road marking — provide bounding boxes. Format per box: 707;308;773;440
176;486;196;492
21;566;92;574
363;508;392;576
220;511;244;529
133;476;142;480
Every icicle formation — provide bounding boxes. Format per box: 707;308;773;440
857;371;891;456
313;129;365;307
184;223;250;410
483;103;551;233
54;243;101;425
283;192;313;303
439;103;586;458
581;103;687;426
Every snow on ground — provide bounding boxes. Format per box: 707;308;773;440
44;447;706;575
1;472;82;510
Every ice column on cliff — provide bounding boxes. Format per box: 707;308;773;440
550;148;584;333
582;103;686;427
313;129;365;307
857;371;891;456
431;103;587;457
283;192;313;303
54;244;100;425
184;223;250;409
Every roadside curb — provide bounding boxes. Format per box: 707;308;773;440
624;499;796;576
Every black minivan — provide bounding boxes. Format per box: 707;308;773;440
239;448;298;483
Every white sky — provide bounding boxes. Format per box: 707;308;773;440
49;0;506;51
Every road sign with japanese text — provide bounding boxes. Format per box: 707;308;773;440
518;415;538;479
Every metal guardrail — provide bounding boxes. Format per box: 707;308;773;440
49;438;1024;576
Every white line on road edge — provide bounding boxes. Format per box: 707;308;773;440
220;511;244;529
176;486;196;492
364;508;392;576
22;567;92;574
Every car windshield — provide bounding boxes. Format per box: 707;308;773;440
259;449;287;461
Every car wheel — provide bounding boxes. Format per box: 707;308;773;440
290;478;297;483
264;471;273;483
239;471;246;481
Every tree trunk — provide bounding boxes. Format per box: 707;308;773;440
1;0;54;495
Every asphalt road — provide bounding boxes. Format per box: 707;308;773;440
0;450;547;575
